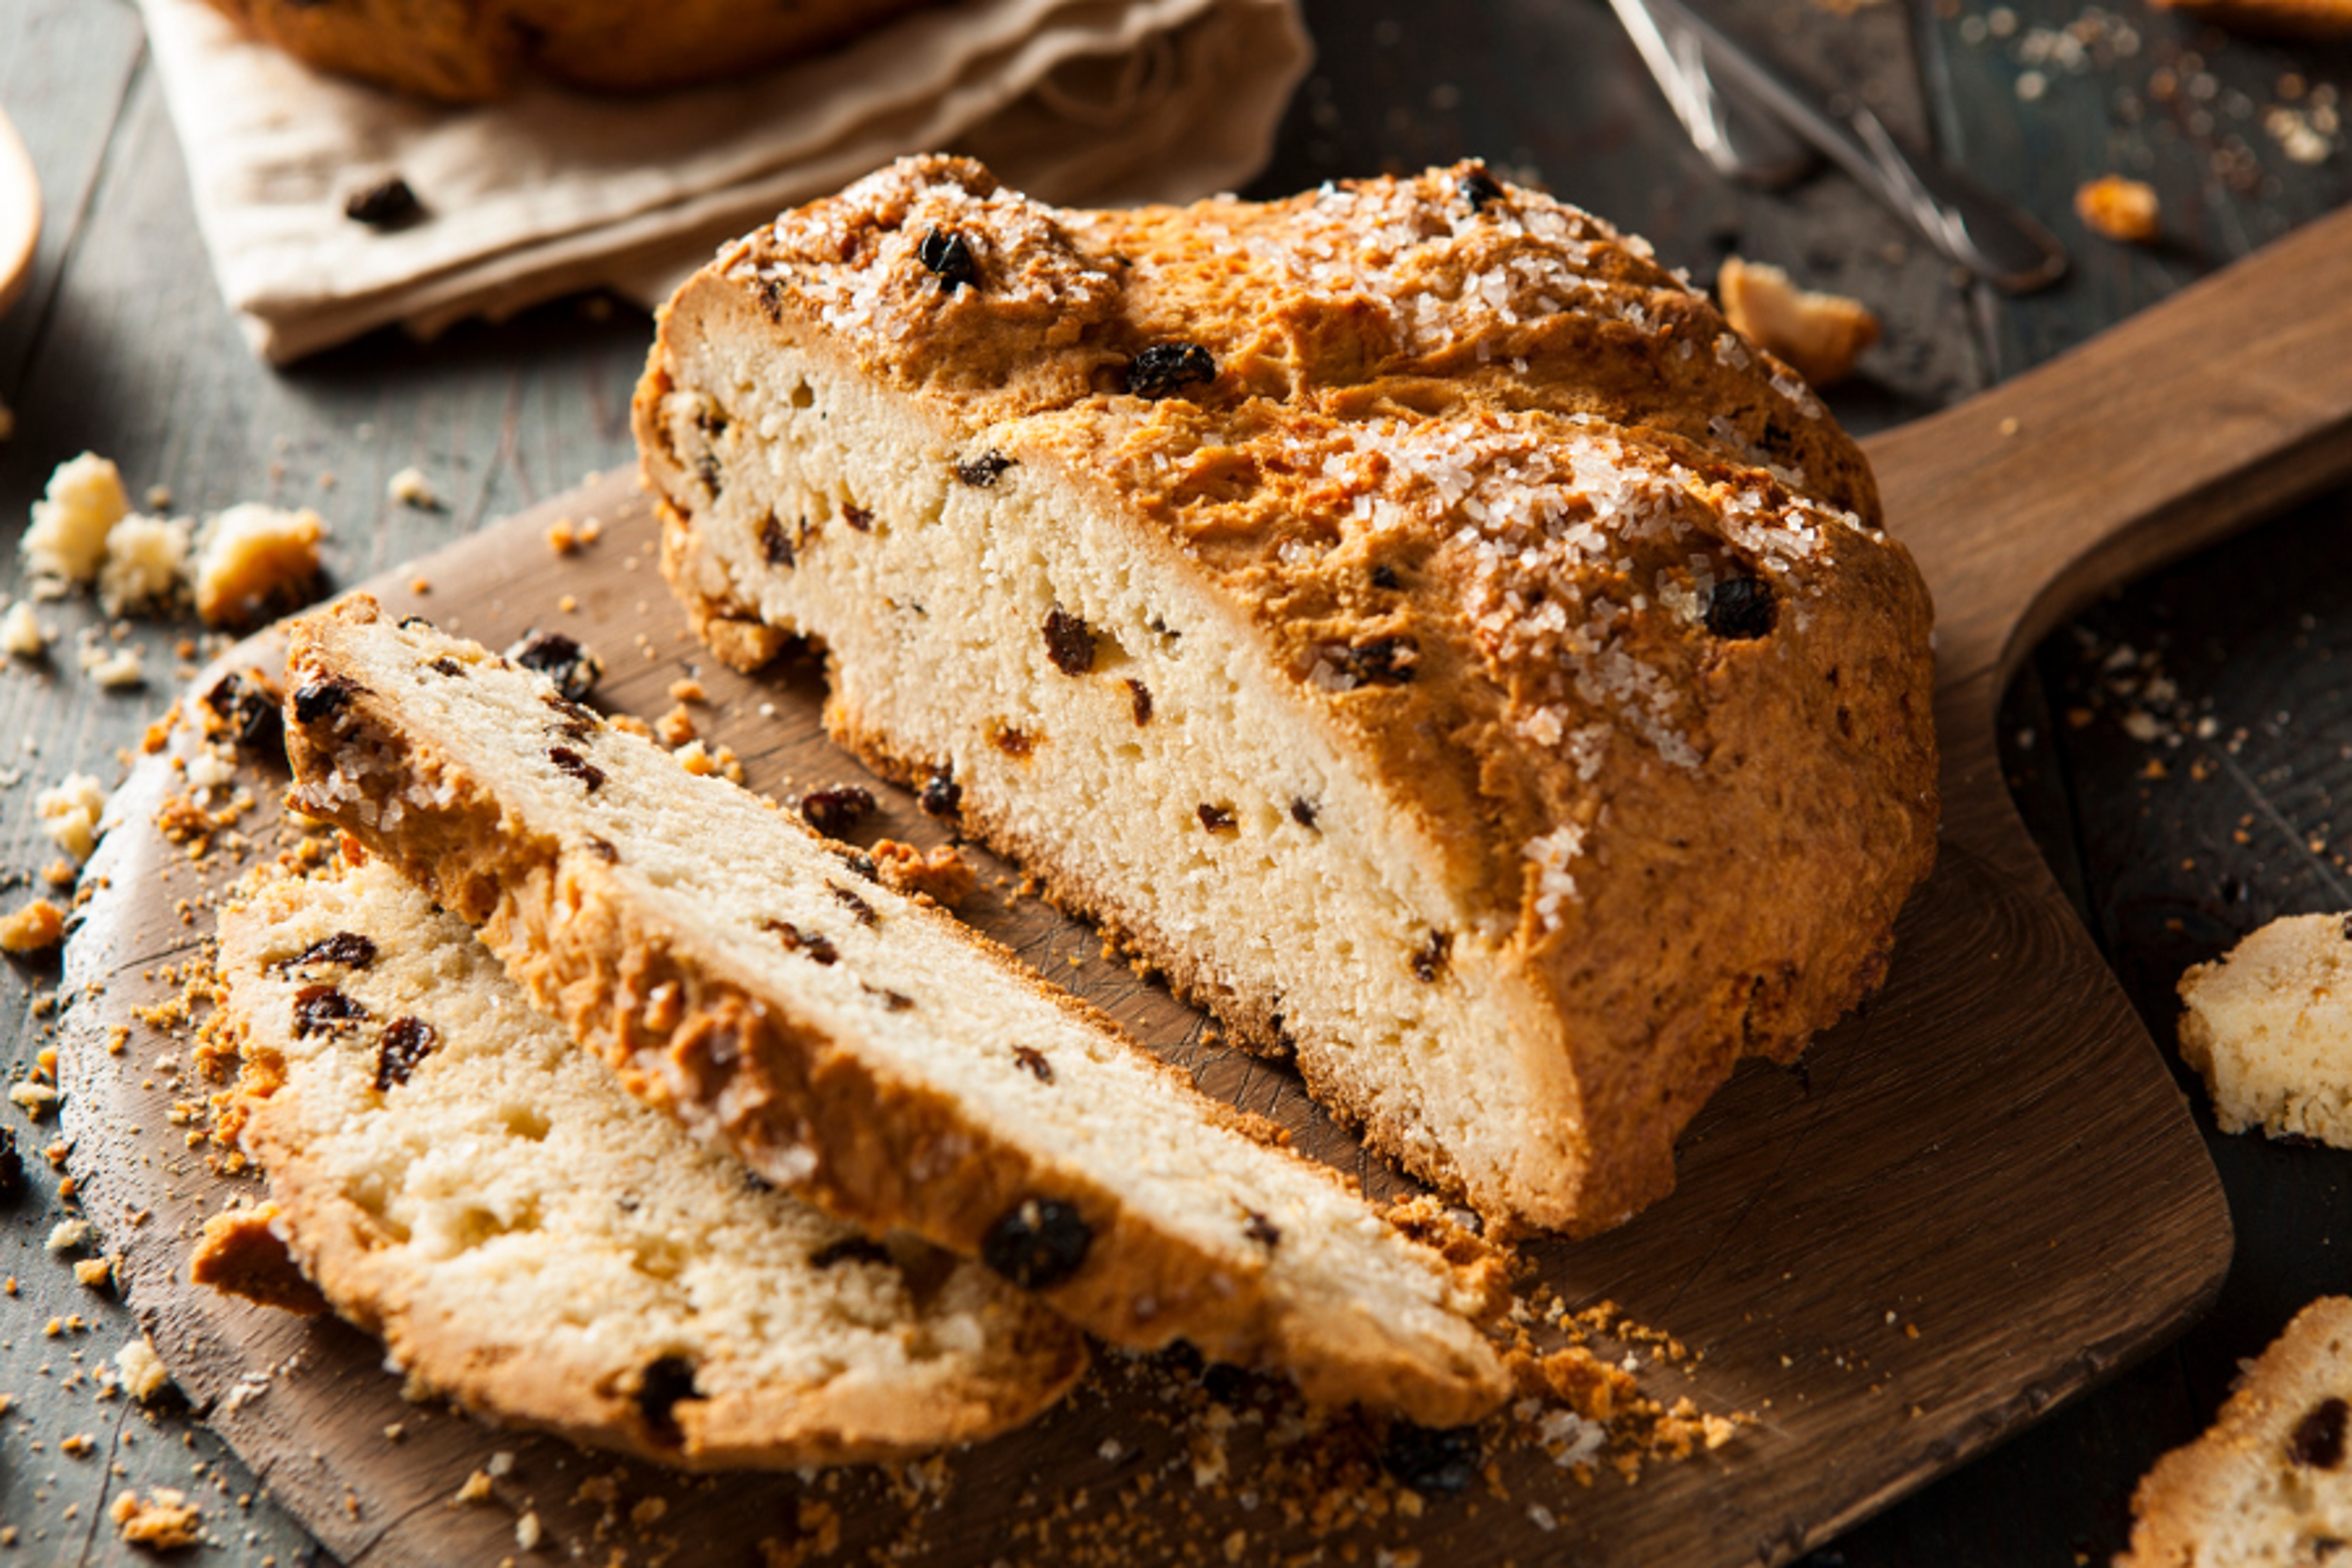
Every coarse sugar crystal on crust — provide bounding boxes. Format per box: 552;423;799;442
209;851;1087;1468
636;154;1940;1237
279;596;1513;1428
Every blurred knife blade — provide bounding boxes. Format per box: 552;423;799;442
1609;0;2068;292
1607;0;1812;187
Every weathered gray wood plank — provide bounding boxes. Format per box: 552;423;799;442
1918;0;2352;380
0;0;144;391
0;0;644;1556
0;4;318;1561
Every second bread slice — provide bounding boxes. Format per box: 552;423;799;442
282;596;1512;1427
212;853;1087;1467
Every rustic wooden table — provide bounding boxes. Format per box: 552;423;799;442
0;0;2346;1561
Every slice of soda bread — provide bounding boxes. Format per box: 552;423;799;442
2178;913;2352;1146
633;154;1940;1237
2119;1296;2352;1567
280;595;1512;1427
212;852;1087;1468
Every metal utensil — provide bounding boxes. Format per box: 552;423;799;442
1611;0;2069;292
1607;0;1812;187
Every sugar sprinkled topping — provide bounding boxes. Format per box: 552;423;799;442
724;156;1896;937
1525;825;1589;933
729;159;1118;350
1229;174;1697;360
1308;410;1858;775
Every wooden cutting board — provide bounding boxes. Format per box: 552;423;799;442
58;203;2352;1567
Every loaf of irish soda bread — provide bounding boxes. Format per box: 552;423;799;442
202;0;938;102
2118;1297;2352;1567
211;853;1086;1467
635;155;1941;1237
281;597;1512;1427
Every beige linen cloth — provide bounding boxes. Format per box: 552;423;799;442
137;0;1311;363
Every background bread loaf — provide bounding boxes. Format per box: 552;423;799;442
200;0;941;100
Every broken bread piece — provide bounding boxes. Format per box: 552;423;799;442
635;155;1940;1235
2119;1296;2352;1567
209;851;1087;1468
281;597;1513;1428
2075;176;2163;245
2177;913;2352;1147
1716;256;1882;388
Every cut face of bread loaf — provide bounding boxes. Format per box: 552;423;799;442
212;855;1087;1467
2119;1296;2352;1567
281;597;1512;1427
635;156;1941;1235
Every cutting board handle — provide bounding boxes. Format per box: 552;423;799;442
1866;201;2352;709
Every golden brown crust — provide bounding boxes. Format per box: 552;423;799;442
200;0;941;102
641;157;1940;1235
281;596;1513;1427
865;839;978;910
189;1203;330;1317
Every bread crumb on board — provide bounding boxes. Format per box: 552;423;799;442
1716;257;1880;388
867;839;979;910
387;466;441;508
16;451;325;630
37;772;108;863
22;451;129;592
2075;175;2163;243
0;898;65;955
116;1336;175;1402
88;643;147;689
194;503;325;630
110;1488;203;1550
1;600;49;657
97;514;191;617
547;514;605;554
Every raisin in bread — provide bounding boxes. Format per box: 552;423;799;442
2119;1297;2352;1567
202;0;938;102
634;155;1941;1237
2178;914;2352;1147
281;597;1512;1427
211;853;1086;1467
